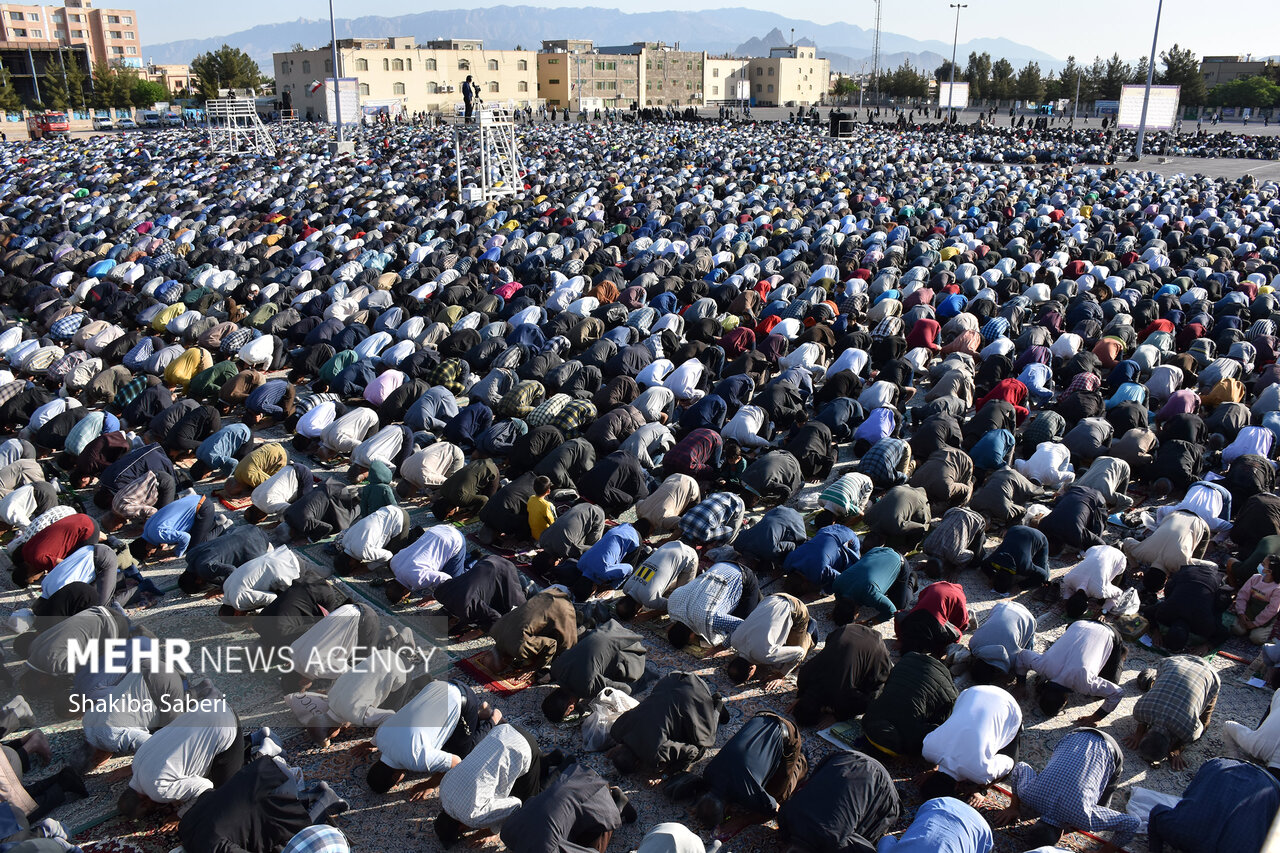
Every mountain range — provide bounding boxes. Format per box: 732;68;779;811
142;5;1062;77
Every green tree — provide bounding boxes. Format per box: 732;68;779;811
62;53;88;111
1159;43;1207;106
1208;75;1280;108
131;78;167;108
1016;61;1044;103
990;57;1014;101
0;68;20;112
39;64;69;110
1099;53;1131;99
1132;55;1150;84
965;51;991;100
1043;70;1062;102
833;77;859;98
935;60;962;86
190;44;262;100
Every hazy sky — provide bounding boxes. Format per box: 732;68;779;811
137;0;1278;60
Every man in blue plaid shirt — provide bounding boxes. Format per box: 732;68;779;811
678;491;745;548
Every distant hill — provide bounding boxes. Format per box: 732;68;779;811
142;5;1061;76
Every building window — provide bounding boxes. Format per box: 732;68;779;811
546;57;558;64
393;82;405;94
686;61;693;70
767;84;774;92
110;46;123;54
517;59;527;71
425;82;437;93
458;59;470;71
517;80;527;92
755;67;762;76
712;85;719;95
712;68;719;78
426;58;436;71
29;29;40;37
406;59;411;70
123;16;132;24
106;14;119;23
124;31;133;39
6;12;22;21
125;45;136;54
302;60;310;73
392;58;404;71
548;78;559;85
9;28;26;37
755;83;762;92
768;67;774;76
108;30;122;39
70;14;81;22
593;60;616;71
358;83;370;95
485;81;496;92
355;58;368;71
487;59;498;71
382;58;389;70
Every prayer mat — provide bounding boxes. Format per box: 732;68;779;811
455;649;536;696
218;494;253;511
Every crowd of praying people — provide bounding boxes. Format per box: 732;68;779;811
0;111;1275;853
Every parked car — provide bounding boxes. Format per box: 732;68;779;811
91;116;114;131
116;117;138;130
140;110;161;128
162;113;183;127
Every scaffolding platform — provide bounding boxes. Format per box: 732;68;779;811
453;105;521;203
206;97;276;156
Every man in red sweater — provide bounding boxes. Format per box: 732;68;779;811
16;513;99;583
896;581;970;657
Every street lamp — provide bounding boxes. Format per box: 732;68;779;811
327;0;353;154
947;3;967;123
1132;0;1164;160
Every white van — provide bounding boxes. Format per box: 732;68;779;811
140;110;161;128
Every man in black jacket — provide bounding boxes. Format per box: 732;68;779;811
542;620;647;723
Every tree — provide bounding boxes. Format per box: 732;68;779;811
1209;75;1280;108
190;44;262;100
1132;55;1149;85
965;51;991;100
289;42;305;52
0;68;20;112
990;57;1014;101
1100;53;1131;100
1159;43;1207;106
833;77;859;99
62;53;88;111
40;64;69;110
1016;61;1044;103
935;60;961;86
131;79;167;108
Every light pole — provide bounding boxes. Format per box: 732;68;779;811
946;3;967;123
1132;0;1164;160
327;0;352;154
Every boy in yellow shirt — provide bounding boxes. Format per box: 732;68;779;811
527;476;556;540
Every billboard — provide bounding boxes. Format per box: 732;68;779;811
1117;84;1180;130
324;77;360;126
938;81;969;111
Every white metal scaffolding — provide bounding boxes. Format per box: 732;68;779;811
206;97;276;157
453;106;521;203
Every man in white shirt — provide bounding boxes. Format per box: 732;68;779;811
367;680;501;798
1060;545;1129;618
387;524;466;602
919;685;1023;803
616;541;700;619
435;723;563;845
721;405;773;450
220;545;303;617
664;358;705;401
620;421;675;470
287;643;426;746
1014;442;1075;489
317;406;379;461
0;481;56;529
1154;480;1232;534
286;602;384;691
118;703;241;817
726;593;813;688
1016;620;1126;723
632;385;676;424
1223;688;1280;770
399;442;465;495
247;463;309;523
337;506;417;573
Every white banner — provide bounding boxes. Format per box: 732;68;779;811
938;81;969;110
325;77;360;126
1117;84;1180;130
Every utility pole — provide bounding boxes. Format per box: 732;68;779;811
1073;68;1081;120
327;0;352;154
1132;0;1164;160
947;3;967;122
27;46;40;106
871;0;882;106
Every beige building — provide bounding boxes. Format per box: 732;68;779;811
704;57;749;103
537;39;705;109
745;45;828;107
0;0;140;67
273;36;538;120
1200;55;1272;89
144;61;190;95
